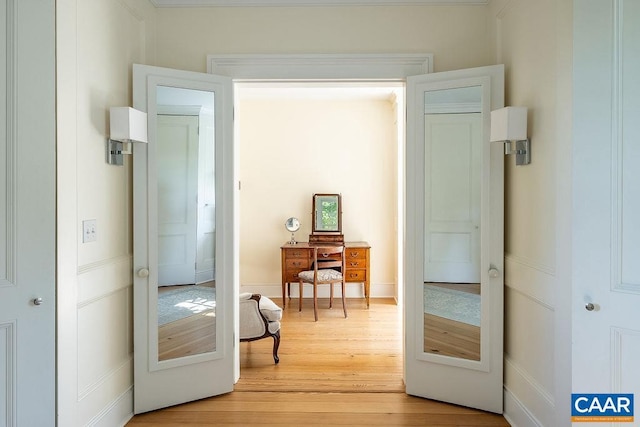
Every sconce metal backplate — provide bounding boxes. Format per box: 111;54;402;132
107;139;124;166
504;139;531;165
107;139;135;166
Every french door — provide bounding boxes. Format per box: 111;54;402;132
128;55;505;415
132;64;236;413
405;65;505;413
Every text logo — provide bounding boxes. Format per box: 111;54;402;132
572;394;634;422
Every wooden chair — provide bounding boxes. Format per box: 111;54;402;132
298;245;347;321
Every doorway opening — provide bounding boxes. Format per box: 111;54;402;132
235;80;406;376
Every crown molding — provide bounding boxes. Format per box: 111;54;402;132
151;0;487;7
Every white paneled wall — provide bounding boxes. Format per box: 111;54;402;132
56;0;157;425
492;0;573;426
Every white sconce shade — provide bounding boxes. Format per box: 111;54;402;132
490;106;531;165
110;107;148;143
107;107;148;165
490;106;527;142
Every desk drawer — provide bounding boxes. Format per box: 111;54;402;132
346;259;366;269
346;248;367;261
286;259;309;270
285;270;305;282
345;269;366;282
287;249;309;258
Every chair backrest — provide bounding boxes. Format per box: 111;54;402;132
313;245;345;273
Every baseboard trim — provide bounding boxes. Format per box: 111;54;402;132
504;386;544;427
241;283;396;299
87;386;133;427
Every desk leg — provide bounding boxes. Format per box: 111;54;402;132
282;279;287;309
366;248;371;308
365;278;370;308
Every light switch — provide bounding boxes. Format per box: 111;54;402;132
83;219;97;243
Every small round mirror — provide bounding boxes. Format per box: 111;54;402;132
285;217;301;244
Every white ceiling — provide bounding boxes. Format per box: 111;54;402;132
150;0;487;7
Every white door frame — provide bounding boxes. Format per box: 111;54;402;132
209;52;432;381
212;55;505;414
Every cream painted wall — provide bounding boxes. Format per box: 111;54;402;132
237;96;398;297
154;6;492;73
489;0;572;426
56;0;157;425
53;1;577;425
153;3;495;301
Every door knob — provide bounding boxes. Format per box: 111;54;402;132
137;268;149;278
488;268;500;278
33;297;43;306
585;303;595;311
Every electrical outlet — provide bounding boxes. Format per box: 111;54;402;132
83;219;97;243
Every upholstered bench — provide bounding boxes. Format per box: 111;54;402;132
239;292;282;363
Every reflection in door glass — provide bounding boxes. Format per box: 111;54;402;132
422;86;482;361
155;85;217;361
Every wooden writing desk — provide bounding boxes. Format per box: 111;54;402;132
281;241;371;309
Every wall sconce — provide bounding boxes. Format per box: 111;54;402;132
107;107;148;165
490;106;530;165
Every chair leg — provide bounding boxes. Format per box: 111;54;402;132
329;282;334;308
341;281;348;318
313;283;319;321
272;331;280;364
299;281;303;312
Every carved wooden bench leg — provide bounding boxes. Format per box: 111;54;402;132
272;331;280;364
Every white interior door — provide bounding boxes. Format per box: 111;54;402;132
196;109;216;284
0;0;55;425
405;65;504;413
424;113;481;283
132;64;235;414
573;0;640;420
157;114;199;286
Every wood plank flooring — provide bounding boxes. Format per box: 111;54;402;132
423;282;481;360
128;297;509;426
158;282;216;361
159;309;215;361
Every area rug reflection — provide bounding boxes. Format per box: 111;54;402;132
423;284;480;326
158;285;216;325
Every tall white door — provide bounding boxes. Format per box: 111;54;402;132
157;114;199;286
424;113;481;283
132;64;235;413
196;110;216;284
405;65;504;413
0;0;55;425
573;0;640;421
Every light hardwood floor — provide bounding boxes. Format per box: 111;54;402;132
424;282;481;360
158;283;216;361
128;297;509;426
